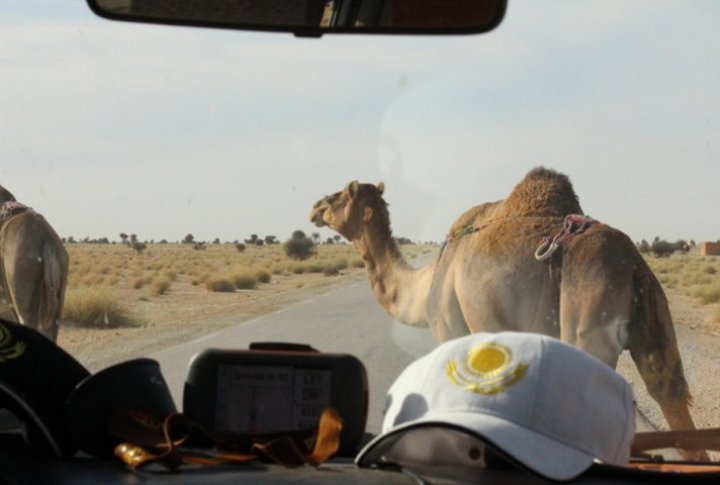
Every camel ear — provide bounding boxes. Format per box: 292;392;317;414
363;206;373;223
377;182;385;195
346;180;359;198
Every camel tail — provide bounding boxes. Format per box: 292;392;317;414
38;242;66;342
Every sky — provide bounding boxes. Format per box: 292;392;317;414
1;0;719;245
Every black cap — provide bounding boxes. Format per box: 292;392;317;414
65;358;177;458
0;319;90;457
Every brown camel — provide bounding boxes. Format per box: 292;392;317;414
0;186;68;342
310;167;704;457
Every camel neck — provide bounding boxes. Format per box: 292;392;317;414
355;226;432;327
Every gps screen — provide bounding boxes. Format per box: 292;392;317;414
214;364;332;434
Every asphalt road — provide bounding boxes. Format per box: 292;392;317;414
149;279;434;435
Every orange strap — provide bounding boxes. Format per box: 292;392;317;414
114;408;343;471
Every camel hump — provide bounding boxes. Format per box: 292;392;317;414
502;167;583;218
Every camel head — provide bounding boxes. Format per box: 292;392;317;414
310;180;387;242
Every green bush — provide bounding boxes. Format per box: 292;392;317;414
284;232;316;260
651;240;675;258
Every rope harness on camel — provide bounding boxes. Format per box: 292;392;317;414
439;223;480;259
0;200;28;225
534;214;595;262
438;214;596;272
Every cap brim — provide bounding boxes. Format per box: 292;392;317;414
356;412;595;481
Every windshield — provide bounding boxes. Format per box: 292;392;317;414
1;0;719;462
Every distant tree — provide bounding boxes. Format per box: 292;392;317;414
637;240;650;254
325;237;335;245
311;232;320;244
183;234;195;244
255;239;264;246
395;237;413;245
235;243;246;253
132;242;147;254
212;238;221;245
674;239;690;253
264;235;278;245
333;235;342;244
130;234;138;245
284;230;315;260
119;233;129;245
193;242;206;251
67;236;76;244
159;239;169;244
651;239;675;258
245;234;259;245
690;240;696;248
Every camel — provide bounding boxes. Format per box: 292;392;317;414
0;186;68;342
310;167;705;458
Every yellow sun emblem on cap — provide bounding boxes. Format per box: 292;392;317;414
446;343;528;394
0;323;26;363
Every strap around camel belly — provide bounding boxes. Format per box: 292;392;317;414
534;214;595;262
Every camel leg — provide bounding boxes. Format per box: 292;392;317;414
627;295;708;460
627;263;709;461
4;255;43;335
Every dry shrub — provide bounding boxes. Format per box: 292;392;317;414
207;277;235;292
232;272;257;290
692;282;720;305
658;275;678;289
708;306;720;325
82;275;106;287
682;271;713;287
133;276;152;289
306;263;324;274
150;277;172;296
163;269;178;281
63;287;137;328
323;267;339;276
255;270;271;284
271;264;287;275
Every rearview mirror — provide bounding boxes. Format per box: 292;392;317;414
87;0;506;37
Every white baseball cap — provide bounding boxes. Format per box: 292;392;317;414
356;332;635;481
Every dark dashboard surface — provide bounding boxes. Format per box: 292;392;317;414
2;436;719;485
